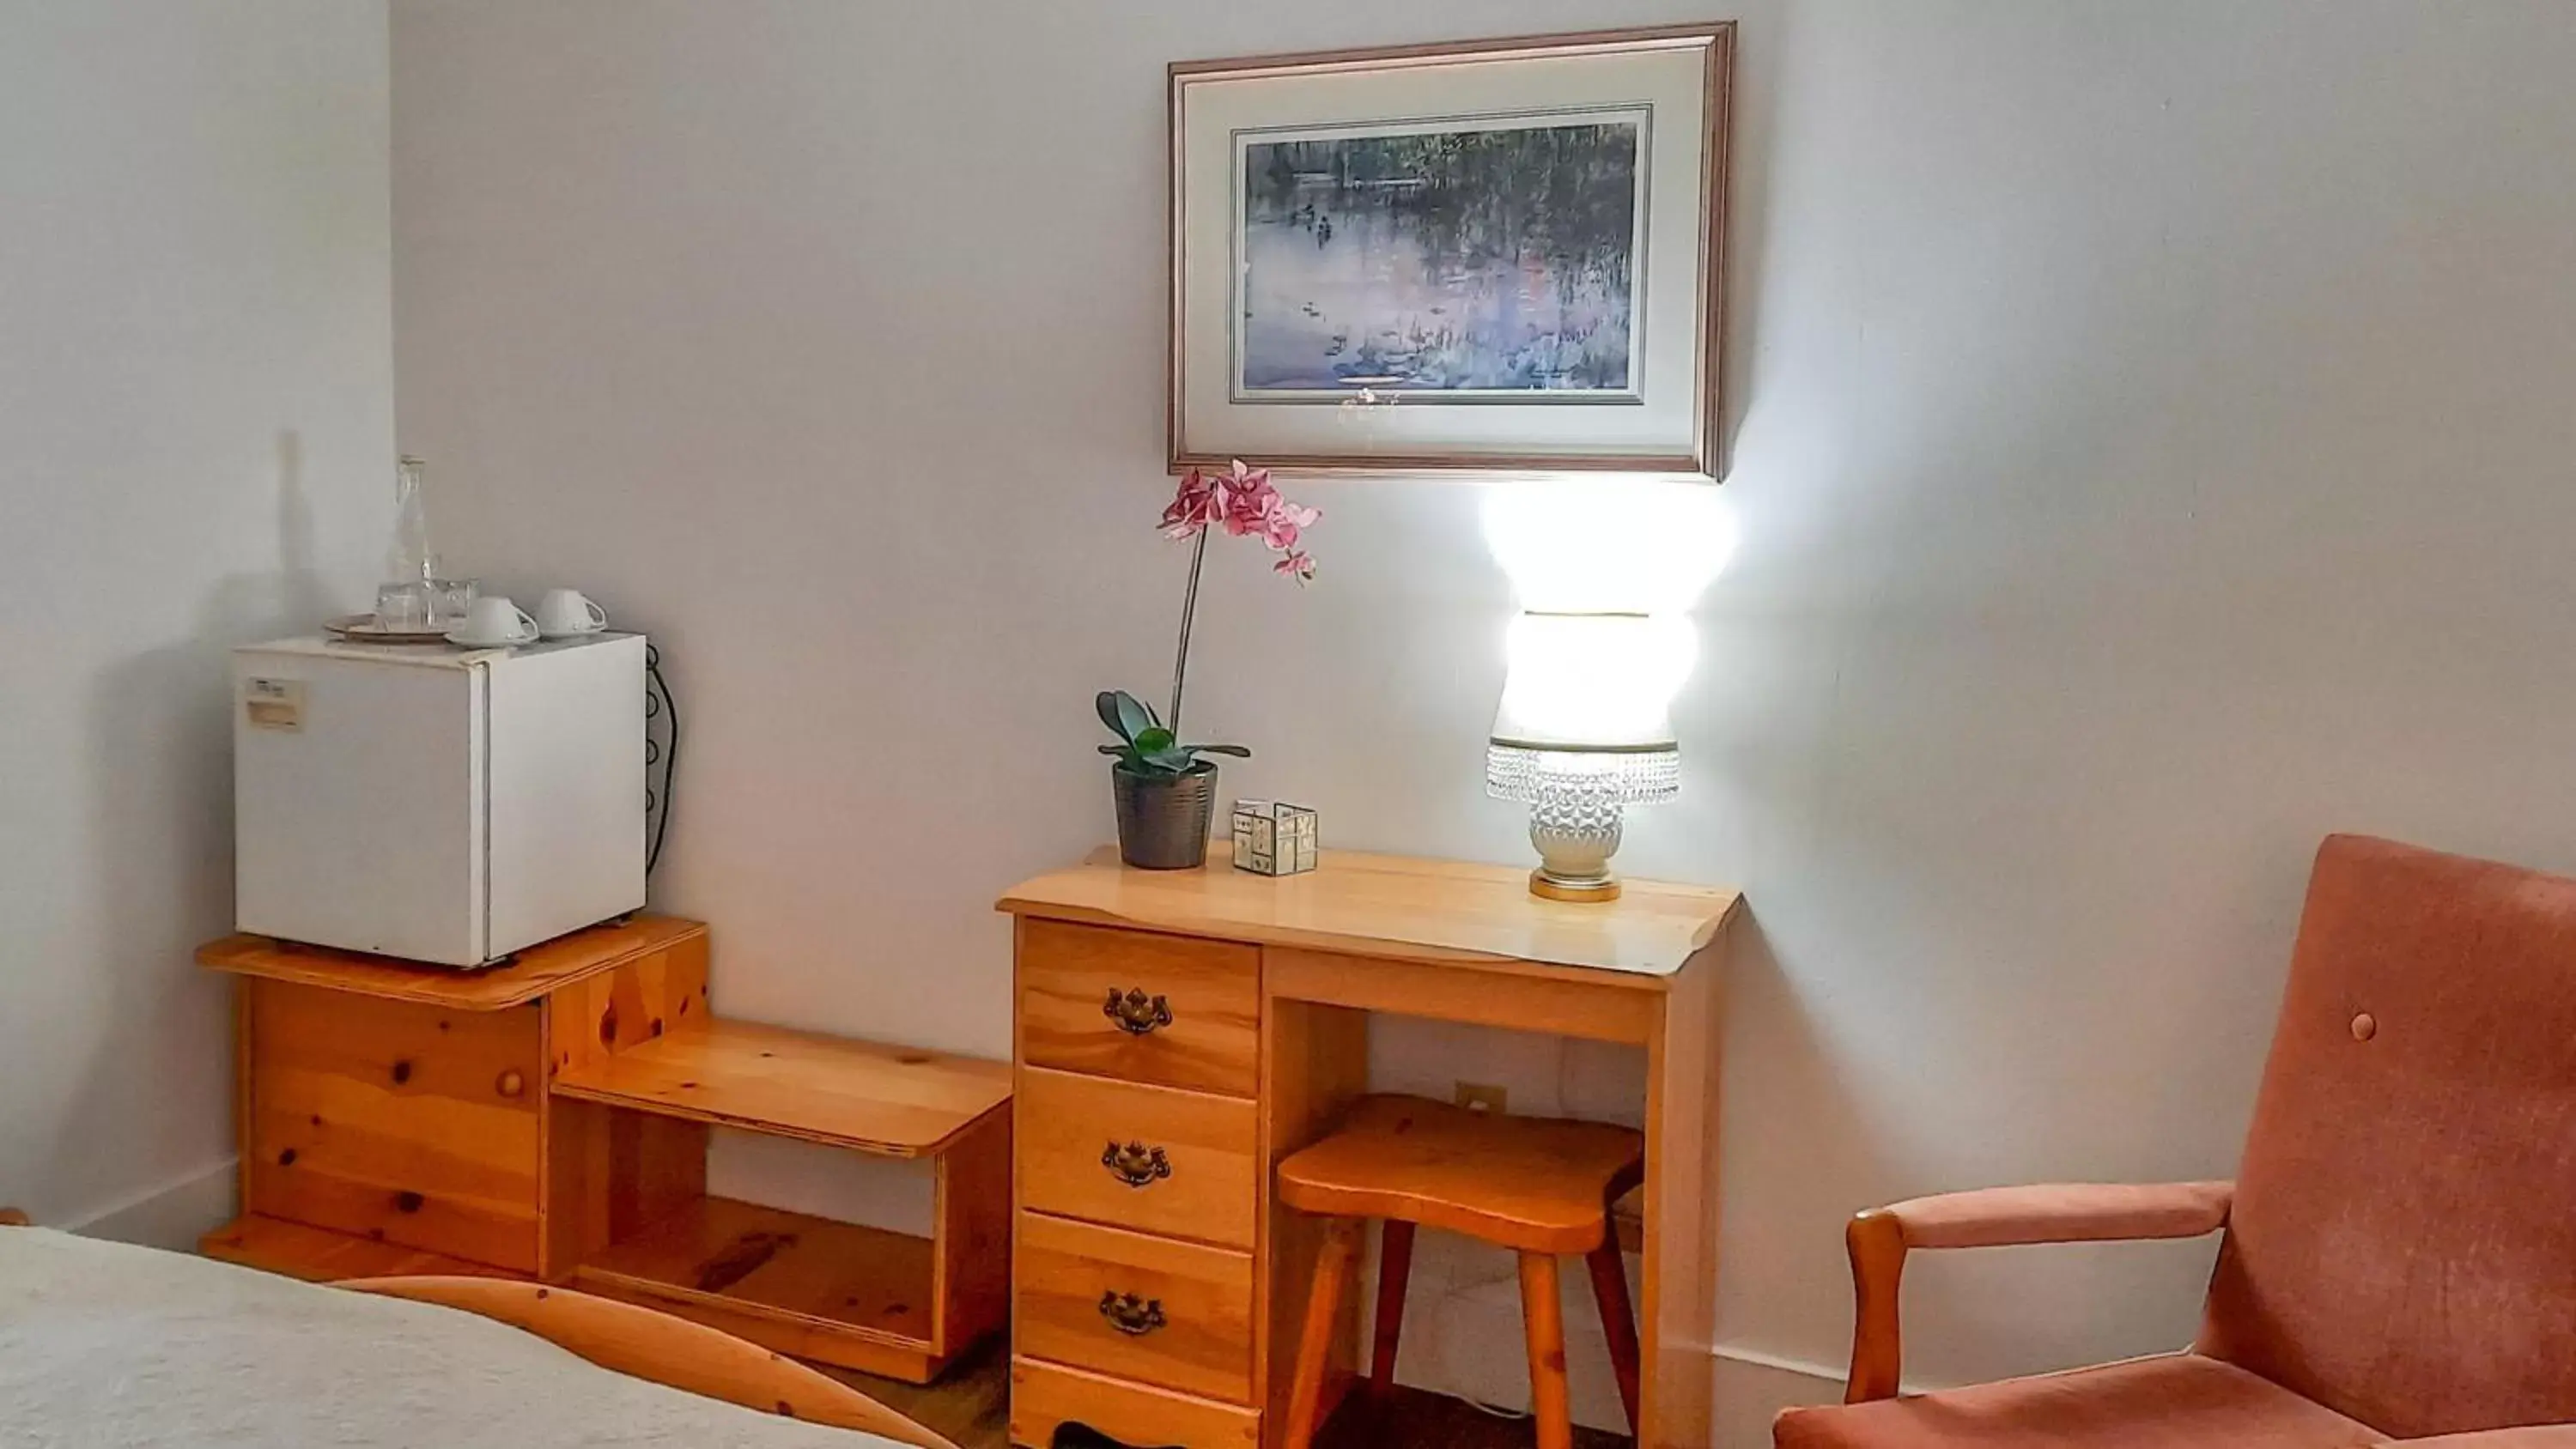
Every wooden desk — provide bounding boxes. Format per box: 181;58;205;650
999;849;1740;1449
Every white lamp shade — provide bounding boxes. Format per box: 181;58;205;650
1489;611;1692;751
1479;479;1739;615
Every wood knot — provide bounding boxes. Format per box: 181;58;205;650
394;1191;425;1214
598;1006;619;1046
390;1060;413;1085
276;1149;297;1167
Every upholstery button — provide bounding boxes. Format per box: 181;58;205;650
2350;1012;2377;1041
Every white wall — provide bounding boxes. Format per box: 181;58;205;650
0;2;394;1239
388;0;2576;1436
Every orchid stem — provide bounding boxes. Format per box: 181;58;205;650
1168;527;1209;735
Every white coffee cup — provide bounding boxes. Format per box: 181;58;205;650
535;588;608;639
453;595;538;647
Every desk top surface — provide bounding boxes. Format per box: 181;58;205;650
999;846;1740;980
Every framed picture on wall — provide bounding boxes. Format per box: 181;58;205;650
1168;24;1735;480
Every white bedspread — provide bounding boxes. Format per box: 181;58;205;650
0;1228;896;1448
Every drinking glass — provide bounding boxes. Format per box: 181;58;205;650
376;581;431;632
429;578;479;626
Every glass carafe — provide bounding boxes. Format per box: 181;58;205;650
386;454;438;587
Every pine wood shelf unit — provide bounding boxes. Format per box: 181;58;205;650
574;1194;942;1369
555;1020;1013;1383
552;1019;1009;1157
196;919;1012;1386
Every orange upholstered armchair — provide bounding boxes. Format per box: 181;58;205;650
1777;835;2576;1449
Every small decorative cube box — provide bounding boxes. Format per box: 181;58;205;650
1231;799;1318;876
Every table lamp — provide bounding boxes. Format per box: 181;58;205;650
1485;610;1691;902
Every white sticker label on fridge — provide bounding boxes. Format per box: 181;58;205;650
243;677;305;732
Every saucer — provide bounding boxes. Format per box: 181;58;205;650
327;613;449;646
537;621;608;641
445;627;534;650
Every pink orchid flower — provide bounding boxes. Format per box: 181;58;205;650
1161;461;1317;570
1141;459;1320;736
1216;462;1279;538
1261;500;1319;551
1160;468;1224;538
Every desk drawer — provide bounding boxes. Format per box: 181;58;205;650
1018;1066;1258;1250
1018;921;1258;1096
1016;1212;1255;1406
244;980;542;1272
1011;1357;1261;1449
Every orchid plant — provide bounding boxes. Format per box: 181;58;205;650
1096;461;1320;778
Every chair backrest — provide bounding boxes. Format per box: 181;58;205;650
2201;834;2576;1438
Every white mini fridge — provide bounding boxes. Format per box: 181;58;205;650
233;633;648;966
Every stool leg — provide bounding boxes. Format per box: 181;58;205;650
1369;1220;1416;1394
1517;1252;1572;1449
1585;1238;1643;1435
1285;1217;1363;1449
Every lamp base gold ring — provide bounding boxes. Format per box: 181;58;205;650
1528;870;1622;904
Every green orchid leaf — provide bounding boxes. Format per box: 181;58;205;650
1183;743;1252;758
1115;692;1158;738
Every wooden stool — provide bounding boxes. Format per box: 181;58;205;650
1275;1094;1645;1449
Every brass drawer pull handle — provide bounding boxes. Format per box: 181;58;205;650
1102;1141;1173;1189
1103;988;1174;1036
1097;1292;1167;1337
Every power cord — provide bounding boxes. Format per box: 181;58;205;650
645;643;679;876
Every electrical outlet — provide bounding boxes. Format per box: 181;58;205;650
1454;1082;1508;1116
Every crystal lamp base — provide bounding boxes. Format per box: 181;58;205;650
1487;743;1674;906
1526;797;1625;902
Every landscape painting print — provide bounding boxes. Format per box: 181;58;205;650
1236;112;1646;401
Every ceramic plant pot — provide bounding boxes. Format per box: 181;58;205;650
1111;764;1216;870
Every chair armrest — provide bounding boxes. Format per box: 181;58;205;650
2382;1432;2576;1448
2380;1431;2576;1441
1843;1181;2233;1403
1880;1180;2233;1250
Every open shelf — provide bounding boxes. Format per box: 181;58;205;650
572;1195;939;1379
200;1214;518;1283
551;1018;1010;1158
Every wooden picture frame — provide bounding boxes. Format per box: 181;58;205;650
1169;23;1735;480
